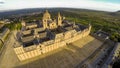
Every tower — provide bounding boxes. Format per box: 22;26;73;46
88;23;92;31
73;21;76;28
21;20;26;27
42;19;48;29
43;10;51;20
57;12;62;26
42;10;51;29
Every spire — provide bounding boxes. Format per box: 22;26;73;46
88;22;92;30
43;10;51;20
73;21;76;27
57;12;62;26
45;10;48;13
58;12;61;17
21;20;26;26
88;22;91;26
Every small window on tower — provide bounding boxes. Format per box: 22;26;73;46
44;20;47;22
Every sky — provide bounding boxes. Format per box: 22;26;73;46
0;0;120;12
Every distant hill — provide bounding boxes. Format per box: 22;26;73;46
0;8;45;18
117;10;120;12
0;8;118;18
0;8;68;18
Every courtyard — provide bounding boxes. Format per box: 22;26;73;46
0;35;103;68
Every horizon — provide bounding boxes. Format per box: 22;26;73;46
0;7;118;13
0;0;120;12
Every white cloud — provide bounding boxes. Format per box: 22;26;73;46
0;0;120;12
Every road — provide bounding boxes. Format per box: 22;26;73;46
0;31;19;68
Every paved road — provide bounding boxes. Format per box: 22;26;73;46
0;32;11;55
0;31;12;58
0;31;19;68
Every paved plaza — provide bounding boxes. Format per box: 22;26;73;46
0;35;103;68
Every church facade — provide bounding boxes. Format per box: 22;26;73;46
14;10;91;61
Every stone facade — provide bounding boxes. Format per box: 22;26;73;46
0;28;10;43
14;10;91;61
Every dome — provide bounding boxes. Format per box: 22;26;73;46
43;10;51;20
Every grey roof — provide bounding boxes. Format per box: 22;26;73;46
74;25;81;31
51;27;65;34
26;22;37;26
22;33;33;37
96;31;109;39
22;30;31;35
38;31;47;38
24;45;36;52
77;24;87;30
40;37;50;43
21;36;34;43
35;28;45;32
64;25;74;31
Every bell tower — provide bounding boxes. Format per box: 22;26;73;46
57;12;62;26
42;19;48;29
88;23;92;31
43;10;51;20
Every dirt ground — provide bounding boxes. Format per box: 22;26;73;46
0;35;103;68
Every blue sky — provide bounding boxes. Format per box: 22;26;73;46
0;0;120;12
96;0;120;3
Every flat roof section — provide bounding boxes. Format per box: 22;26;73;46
21;36;34;43
51;27;65;34
23;41;34;47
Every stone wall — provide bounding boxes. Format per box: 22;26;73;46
0;28;10;42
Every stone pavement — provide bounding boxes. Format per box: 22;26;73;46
0;35;103;68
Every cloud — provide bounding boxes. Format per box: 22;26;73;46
0;0;120;12
0;2;4;4
0;0;5;4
